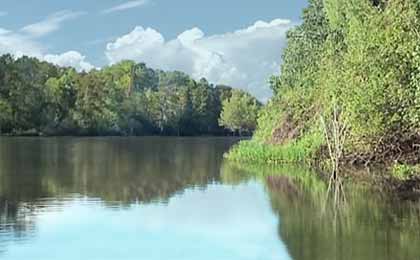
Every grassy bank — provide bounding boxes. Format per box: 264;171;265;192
226;131;324;164
226;139;420;200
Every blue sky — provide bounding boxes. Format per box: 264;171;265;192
0;0;308;100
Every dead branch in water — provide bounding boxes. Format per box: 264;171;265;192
321;102;349;206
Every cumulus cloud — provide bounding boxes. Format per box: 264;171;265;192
44;51;95;72
105;19;293;101
101;0;149;14
21;10;86;38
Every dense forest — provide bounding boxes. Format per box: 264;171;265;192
0;55;260;136
228;0;420;178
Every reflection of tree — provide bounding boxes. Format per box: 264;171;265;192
1;138;238;204
0;137;238;245
221;162;420;260
0;198;37;253
0;139;51;248
65;138;232;204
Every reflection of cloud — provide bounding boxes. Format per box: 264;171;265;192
2;183;292;260
106;19;294;101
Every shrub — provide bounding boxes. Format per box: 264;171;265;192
391;163;420;180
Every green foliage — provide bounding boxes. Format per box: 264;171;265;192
253;97;284;142
391;163;420;180
273;0;329;95
218;89;261;135
226;131;324;164
72;71;120;134
0;55;256;136
236;0;420;164
332;0;420;146
0;54;62;133
0;99;13;133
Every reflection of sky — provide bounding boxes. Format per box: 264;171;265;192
0;182;292;260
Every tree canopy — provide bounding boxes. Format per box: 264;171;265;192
250;0;420;163
0;55;258;136
219;90;261;135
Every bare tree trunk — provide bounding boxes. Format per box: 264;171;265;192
321;102;349;207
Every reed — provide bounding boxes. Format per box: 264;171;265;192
225;131;324;165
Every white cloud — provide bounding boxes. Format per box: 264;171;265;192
105;19;293;100
0;11;8;17
21;10;86;38
101;0;149;14
0;11;94;72
44;51;95;72
0;10;93;72
0;27;93;72
0;28;44;58
0;28;11;35
0;11;90;64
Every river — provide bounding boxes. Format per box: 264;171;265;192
0;137;418;260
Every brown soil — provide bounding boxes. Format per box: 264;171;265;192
270;115;302;145
344;134;420;166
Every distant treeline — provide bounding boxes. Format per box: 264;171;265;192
0;54;260;136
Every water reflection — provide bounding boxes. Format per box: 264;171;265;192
222;162;420;260
0;138;419;260
0;137;292;260
0;137;234;204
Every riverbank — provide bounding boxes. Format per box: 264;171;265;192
0;128;250;138
225;139;420;201
222;0;420;201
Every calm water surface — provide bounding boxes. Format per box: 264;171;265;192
0;137;419;260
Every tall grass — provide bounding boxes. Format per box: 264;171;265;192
391;163;420;180
225;131;324;164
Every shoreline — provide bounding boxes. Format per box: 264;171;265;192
225;139;420;201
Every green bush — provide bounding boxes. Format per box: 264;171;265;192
232;0;420;164
391;164;420;180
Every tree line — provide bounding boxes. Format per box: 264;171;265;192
0;55;260;136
